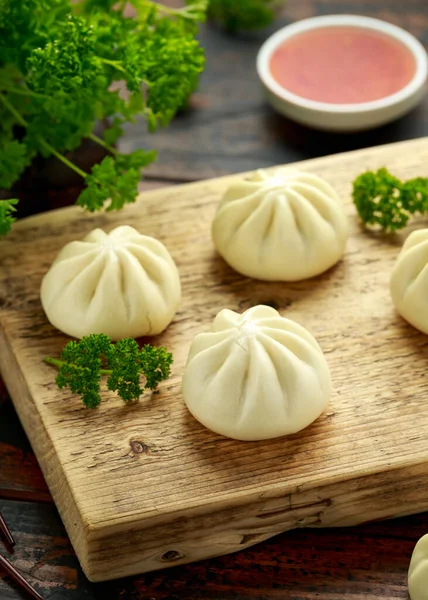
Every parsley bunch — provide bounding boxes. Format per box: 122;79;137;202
353;168;428;232
208;0;284;33
45;334;173;408
0;0;207;236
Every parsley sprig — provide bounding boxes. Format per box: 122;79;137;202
45;334;173;408
0;199;18;236
0;0;207;235
353;168;428;232
208;0;284;33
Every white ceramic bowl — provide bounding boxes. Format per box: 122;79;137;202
256;15;428;132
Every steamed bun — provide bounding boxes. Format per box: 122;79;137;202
390;229;428;334
408;534;428;600
41;225;181;340
212;169;348;281
182;305;331;441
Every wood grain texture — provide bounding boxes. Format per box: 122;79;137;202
1;395;425;600
3;397;426;599
0;402;50;504
1;491;427;600
0;498;85;600
2;138;428;582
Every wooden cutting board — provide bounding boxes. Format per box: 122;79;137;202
2;137;428;583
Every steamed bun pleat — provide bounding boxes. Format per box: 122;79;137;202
408;534;428;600
85;250;130;329
390;229;428;335
182;305;331;441
212;169;348;281
41;225;181;340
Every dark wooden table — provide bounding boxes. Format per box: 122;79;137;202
1;1;428;598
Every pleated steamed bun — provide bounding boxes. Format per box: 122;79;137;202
390;229;428;335
41;226;181;340
182;305;331;441
212;169;348;281
408;534;428;600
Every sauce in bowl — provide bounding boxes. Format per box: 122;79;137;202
269;26;417;104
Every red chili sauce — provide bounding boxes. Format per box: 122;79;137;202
269;27;416;104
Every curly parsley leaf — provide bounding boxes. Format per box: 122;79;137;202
0;141;31;189
78;0;118;14
26;15;105;97
139;344;173;391
106;338;143;402
103;117;124;146
0;0;70;70
0;199;19;237
114;148;157;171
353;168;428;232
77;150;156;212
53;334;111;408
45;334;173;407
207;0;282;32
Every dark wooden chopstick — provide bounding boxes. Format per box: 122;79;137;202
0;511;15;547
0;552;44;600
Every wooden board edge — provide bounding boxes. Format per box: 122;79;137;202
6;135;428;236
81;458;428;581
0;315;92;575
3;135;428;581
4;298;426;583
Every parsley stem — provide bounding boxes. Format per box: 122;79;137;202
0;93;27;127
44;357;112;376
0;93;88;181
155;2;205;19
99;58;127;74
89;133;117;155
0;86;48;98
38;139;88;180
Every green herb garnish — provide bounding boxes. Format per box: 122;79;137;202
207;0;284;33
353;167;428;232
45;334;173;408
0;199;18;236
0;0;207;235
